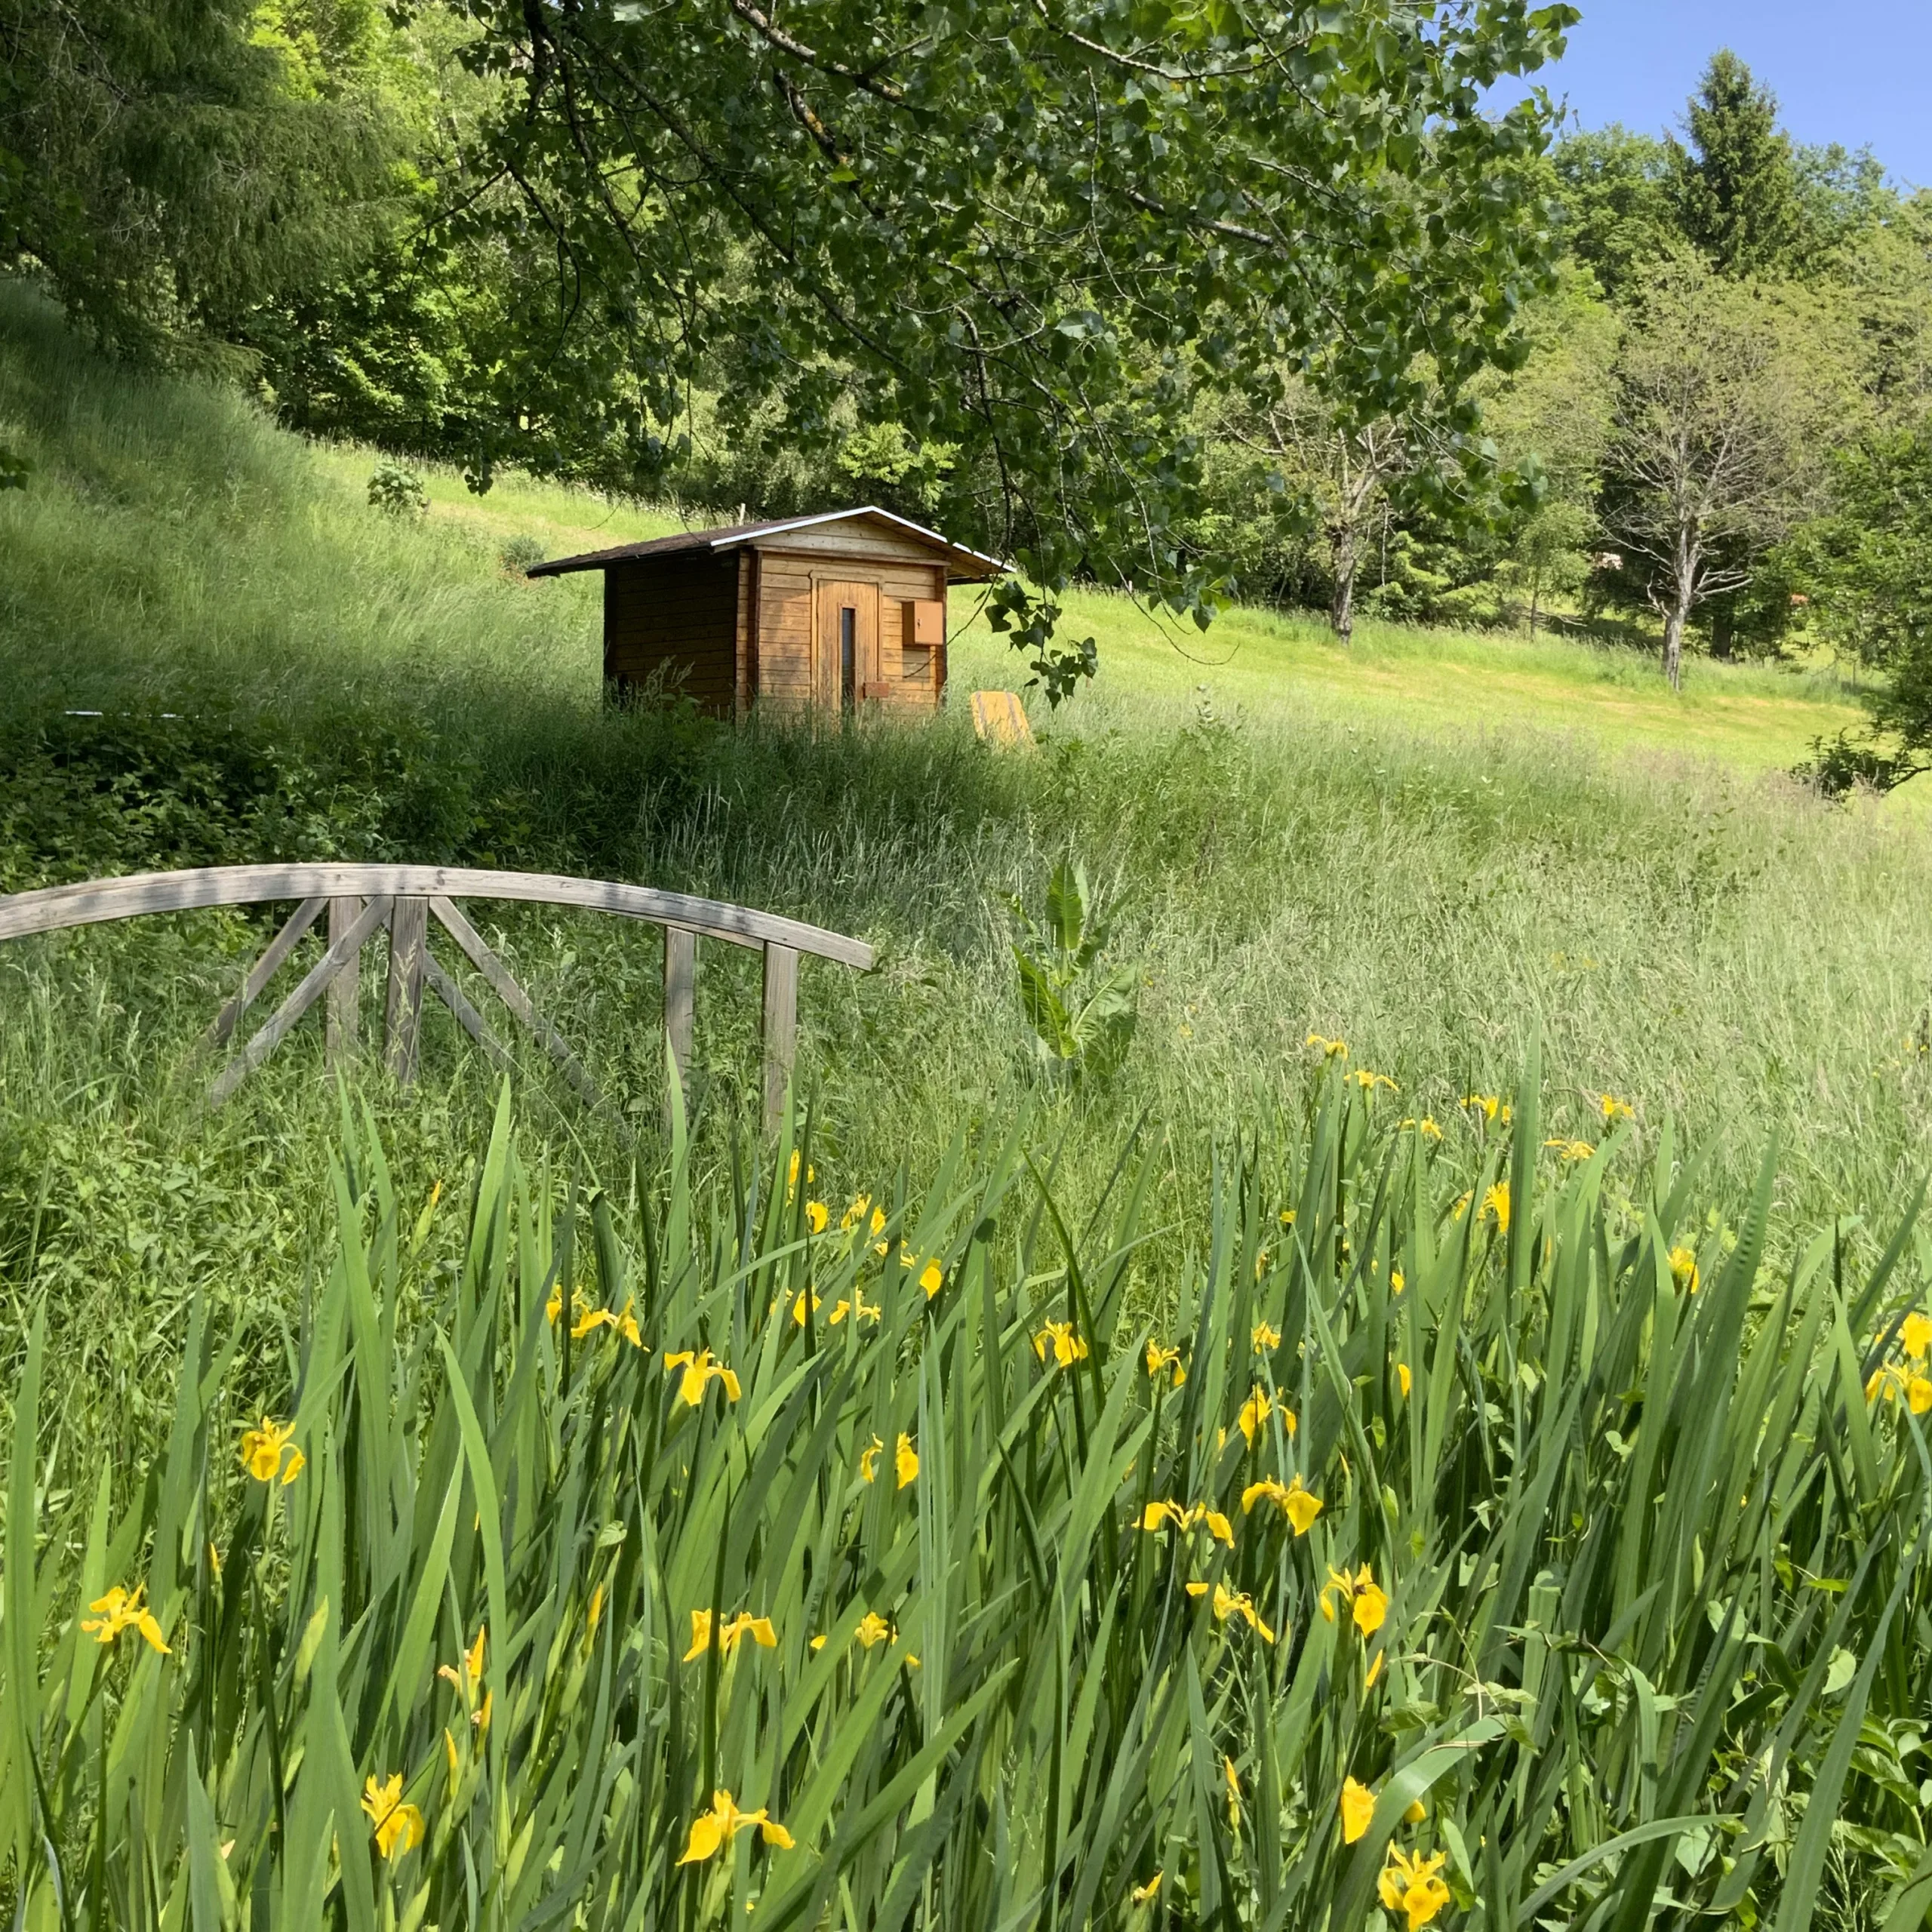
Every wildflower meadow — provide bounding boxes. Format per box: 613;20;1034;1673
5;1047;1931;1931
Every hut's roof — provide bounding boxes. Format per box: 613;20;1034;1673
526;506;1006;582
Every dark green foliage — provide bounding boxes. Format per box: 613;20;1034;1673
1550;126;1684;300
1008;860;1138;1083
1784;427;1932;784
0;0;407;355
367;459;428;515
429;0;1576;687
1671;51;1806;276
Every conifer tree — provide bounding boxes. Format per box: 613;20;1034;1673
1672;51;1803;275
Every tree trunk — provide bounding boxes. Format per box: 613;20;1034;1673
1527;570;1541;641
1329;518;1358;645
1662;583;1694;691
1661;525;1700;691
1711;605;1734;659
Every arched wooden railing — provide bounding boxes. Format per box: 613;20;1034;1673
0;864;873;1126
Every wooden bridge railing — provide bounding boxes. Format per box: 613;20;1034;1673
0;864;874;1127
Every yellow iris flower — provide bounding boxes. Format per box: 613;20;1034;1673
1481;1182;1511;1235
1600;1094;1635;1121
1378;1846;1451;1929
1904;1312;1932;1359
898;1251;944;1297
663;1349;741;1406
1033;1321;1089;1367
855;1611;893;1647
81;1584;170;1654
683;1609;778;1661
1545;1137;1595;1162
1306;1034;1349;1060
1354;1069;1398;1093
1252;1321;1281;1352
438;1625;486;1700
1240;1473;1323;1535
1223;1756;1242;1832
1669;1246;1700;1294
1340;1776;1375;1844
1867;1363;1932;1414
675;1789;794;1865
805;1200;829;1233
1188;1580;1275;1642
572;1297;644;1346
1237;1385;1292;1444
1321;1563;1389;1637
1396;1363;1412;1398
1140;1500;1234;1545
1129;1872;1163;1905
858;1435;884;1482
1145;1340;1186;1387
361;1775;424;1860
240;1417;300;1484
896;1433;919;1489
1462;1093;1502;1124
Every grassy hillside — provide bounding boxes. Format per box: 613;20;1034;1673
4;274;1932;1450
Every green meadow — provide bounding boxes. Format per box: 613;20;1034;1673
5;274;1931;1372
5;275;1932;1930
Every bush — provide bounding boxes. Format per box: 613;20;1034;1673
499;533;548;576
8;1058;1932;1929
368;460;428;515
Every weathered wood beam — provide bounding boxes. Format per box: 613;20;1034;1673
427;897;605;1112
203;895;326;1049
761;941;799;1131
209;896;393;1106
664;925;696;1119
423;952;510;1069
386;897;429;1084
0;864;872;968
326;896;362;1065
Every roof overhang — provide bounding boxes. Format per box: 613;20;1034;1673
526;506;1008;582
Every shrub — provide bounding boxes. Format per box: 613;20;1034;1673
367;460;427;515
499;534;547;576
6;1057;1932;1928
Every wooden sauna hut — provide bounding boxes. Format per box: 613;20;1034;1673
527;507;1005;719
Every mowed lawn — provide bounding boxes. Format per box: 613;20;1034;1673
344;444;1882;789
951;589;1876;782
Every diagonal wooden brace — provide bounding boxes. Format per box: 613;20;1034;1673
209;895;393;1106
428;897;605;1112
423;952;511;1069
204;896;328;1050
386;896;429;1084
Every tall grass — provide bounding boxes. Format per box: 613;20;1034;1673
6;269;1932;1461
5;1064;1932;1930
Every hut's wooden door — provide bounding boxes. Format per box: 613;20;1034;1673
814;581;878;712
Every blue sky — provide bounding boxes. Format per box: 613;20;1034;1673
1497;0;1932;186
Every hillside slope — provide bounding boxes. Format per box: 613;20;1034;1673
3;275;1931;1360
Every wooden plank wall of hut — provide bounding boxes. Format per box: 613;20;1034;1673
604;554;740;712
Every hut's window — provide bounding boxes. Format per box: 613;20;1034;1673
840;606;857;708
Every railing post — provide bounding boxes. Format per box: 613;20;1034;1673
761;942;798;1131
663;925;696;1125
386;896;428;1084
326;896;361;1066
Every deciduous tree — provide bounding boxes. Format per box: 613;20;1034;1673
441;0;1577;692
1601;255;1847;688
